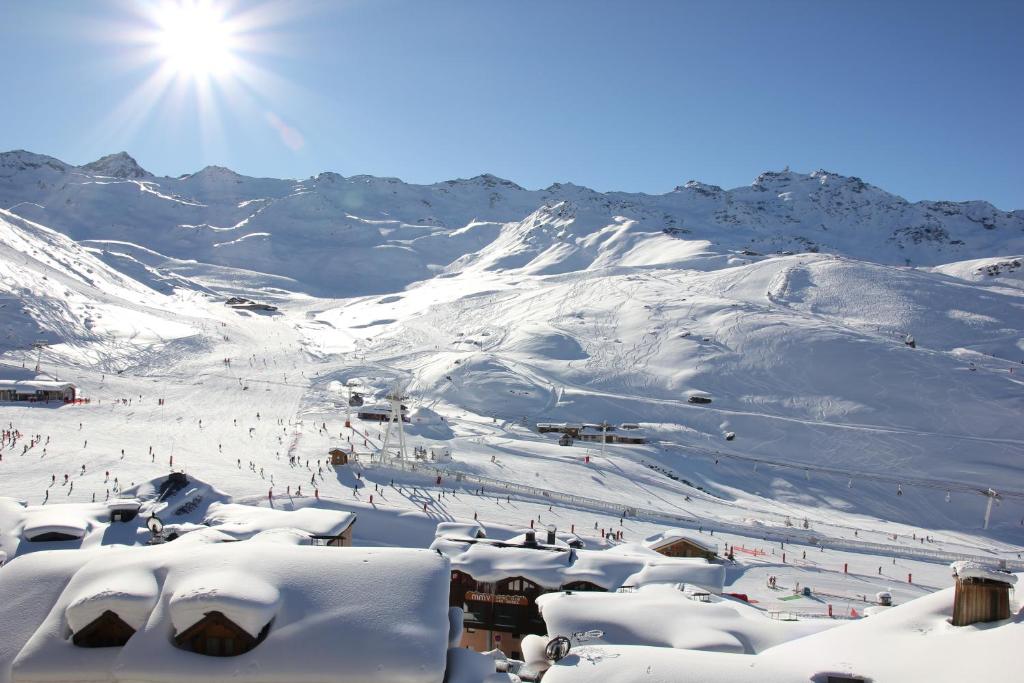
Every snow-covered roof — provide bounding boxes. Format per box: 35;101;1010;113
644;529;719;555
22;513;89;540
202;502;355;540
167;525;237;544
169;570;281;637
541;577;1024;683
357;405;393;414
621;558;725;590
65;569;159;632
6;542;452;683
106;499;141;512
950;560;1018;585
537;583;832;654
0;380;75;391
431;537;724;593
1;499;142;554
435;521;487;540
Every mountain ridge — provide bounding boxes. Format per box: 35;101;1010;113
0;149;1021;298
3;149;1021;211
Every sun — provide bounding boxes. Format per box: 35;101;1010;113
155;1;237;79
103;0;307;154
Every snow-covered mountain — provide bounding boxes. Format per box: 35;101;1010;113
1;150;1021;296
0;208;200;371
0;149;1021;543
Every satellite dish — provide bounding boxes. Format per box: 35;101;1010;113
146;514;164;535
545;635;572;662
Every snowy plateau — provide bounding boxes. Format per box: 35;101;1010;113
0;149;1021;683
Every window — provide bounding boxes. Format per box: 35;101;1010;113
501;577;539;593
562;581;606;592
72;611;136;648
174;612;268;657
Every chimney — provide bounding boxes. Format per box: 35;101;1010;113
950;561;1016;626
524;530;537;547
546;524;557;545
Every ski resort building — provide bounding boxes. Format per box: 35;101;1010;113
538;422;649;443
579;425;615;443
432;524;725;659
0;380;76;403
644;530;719;560
537;423;582;437
613;424;647;444
356;404;409;422
328;447;350;465
224;297;277;312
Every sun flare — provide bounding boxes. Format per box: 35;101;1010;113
155;1;237;79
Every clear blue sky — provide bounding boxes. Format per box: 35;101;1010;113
2;0;1022;209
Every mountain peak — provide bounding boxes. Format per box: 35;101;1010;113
81;152;153;179
674;180;723;196
183;165;244;182
445;173;525;191
0;150;72;174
